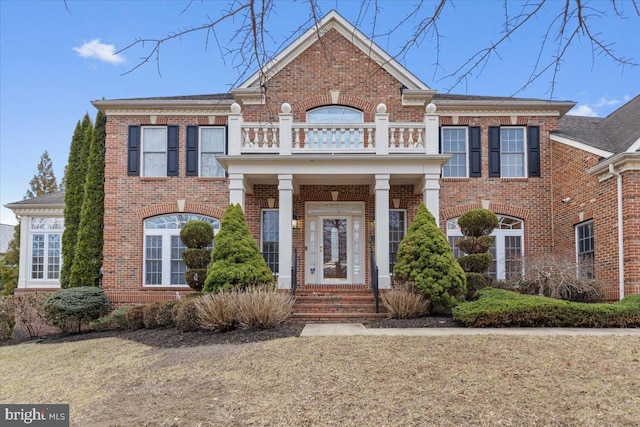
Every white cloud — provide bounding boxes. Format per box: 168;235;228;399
570;104;598;117
594;97;620;108
73;39;125;64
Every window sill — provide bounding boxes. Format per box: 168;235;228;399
141;285;191;290
499;177;529;182
196;177;227;181
140;177;168;181
441;177;470;182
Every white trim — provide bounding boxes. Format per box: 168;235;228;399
500;126;527;178
198;126;226;177
441;126;469;178
141;126;168;178
627;136;640;153
575;220;595;279
238;10;430;91
550;134;613;158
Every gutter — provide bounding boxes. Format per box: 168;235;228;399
608;164;625;300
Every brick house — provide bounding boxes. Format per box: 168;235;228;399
6;11;639;310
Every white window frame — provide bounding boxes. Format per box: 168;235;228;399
441;127;469;178
261;209;279;274
199;126;226;177
143;214;220;287
141;126;167;177
29;217;63;281
447;215;524;281
500;127;527;178
389;209;407;274
575;220;595;279
306;106;364;124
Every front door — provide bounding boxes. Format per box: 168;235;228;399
320;217;349;284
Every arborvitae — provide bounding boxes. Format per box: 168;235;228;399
25;150;59;199
204;204;274;293
61;114;93;288
69;112;106;287
392;203;467;314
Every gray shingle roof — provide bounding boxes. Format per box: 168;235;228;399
556;95;640;155
5;191;65;207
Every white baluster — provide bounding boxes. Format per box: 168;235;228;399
349;128;355;148
262;127;268;148
252;127;260;147
294;127;301;149
408;128;414;148
398;128;405;147
390;128;396;148
243;129;251;147
367;128;373;148
417;129;424;148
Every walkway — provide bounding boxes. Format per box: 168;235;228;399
300;323;640;337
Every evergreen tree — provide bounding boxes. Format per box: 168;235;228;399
69;112;106;287
60;114;93;288
1;151;60;294
25;150;59;199
204;204;275;293
393;203;467;314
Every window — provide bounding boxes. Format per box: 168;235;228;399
447;215;524;281
441;128;468;177
576;221;594;279
261;210;279;274
30;217;64;280
488;126;540;178
307;107;363;124
500;127;526;177
389;210;406;274
143;214;219;286
199;127;225;177
142;127;168;177
306;106;364;148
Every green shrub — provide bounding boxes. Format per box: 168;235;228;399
196;292;239;332
155;300;179;328
381;284;430;319
143;302;163;329
182;249;211;269
235;287;294;329
43;287;109;333
457;253;493;273
185;269;207;292
452;288;640;327
90;306;133;331
464;272;495;300
0;301;15;341
457;209;499;237
175;299;201;332
204;204;275;293
393;203;466;314
456;235;494;255
180;220;214;249
125;306;145;330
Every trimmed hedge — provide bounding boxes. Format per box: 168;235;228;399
90;306;133;331
452;288;640;328
44;286;109;333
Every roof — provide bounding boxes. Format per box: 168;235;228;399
0;224;15;255
555;95;640;155
4;191;65;209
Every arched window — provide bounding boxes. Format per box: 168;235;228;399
143;214;220;286
307;106;363;124
446;215;524;280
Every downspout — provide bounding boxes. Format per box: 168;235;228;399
608;164;625;300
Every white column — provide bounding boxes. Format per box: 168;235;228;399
278;174;294;289
228;173;245;209
375;103;389;155
279;103;292;156
422;172;441;227
375;174;391;288
17;216;29;288
228;103;243;156
424;103;439;155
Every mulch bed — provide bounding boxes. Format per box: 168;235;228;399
3;316;461;349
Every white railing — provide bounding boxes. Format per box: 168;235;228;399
229;102;440;156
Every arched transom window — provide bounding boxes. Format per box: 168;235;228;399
306;106;363;124
446;215;524;280
143;214;220;286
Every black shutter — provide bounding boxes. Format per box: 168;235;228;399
167;125;179;176
469;126;482;177
488;126;501;177
528;126;540;177
186;126;198;176
127;126;140;176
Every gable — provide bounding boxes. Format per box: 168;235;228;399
237;10;431;93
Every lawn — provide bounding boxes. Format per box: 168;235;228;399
2;335;639;426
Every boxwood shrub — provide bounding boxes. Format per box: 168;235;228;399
452;288;640;328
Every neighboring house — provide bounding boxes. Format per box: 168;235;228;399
4;11;639;306
0;223;16;258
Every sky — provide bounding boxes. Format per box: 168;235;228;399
1;0;639;226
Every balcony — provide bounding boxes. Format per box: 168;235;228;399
228;102;440;156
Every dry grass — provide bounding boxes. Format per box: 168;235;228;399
382;286;430;319
2;335;639;426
